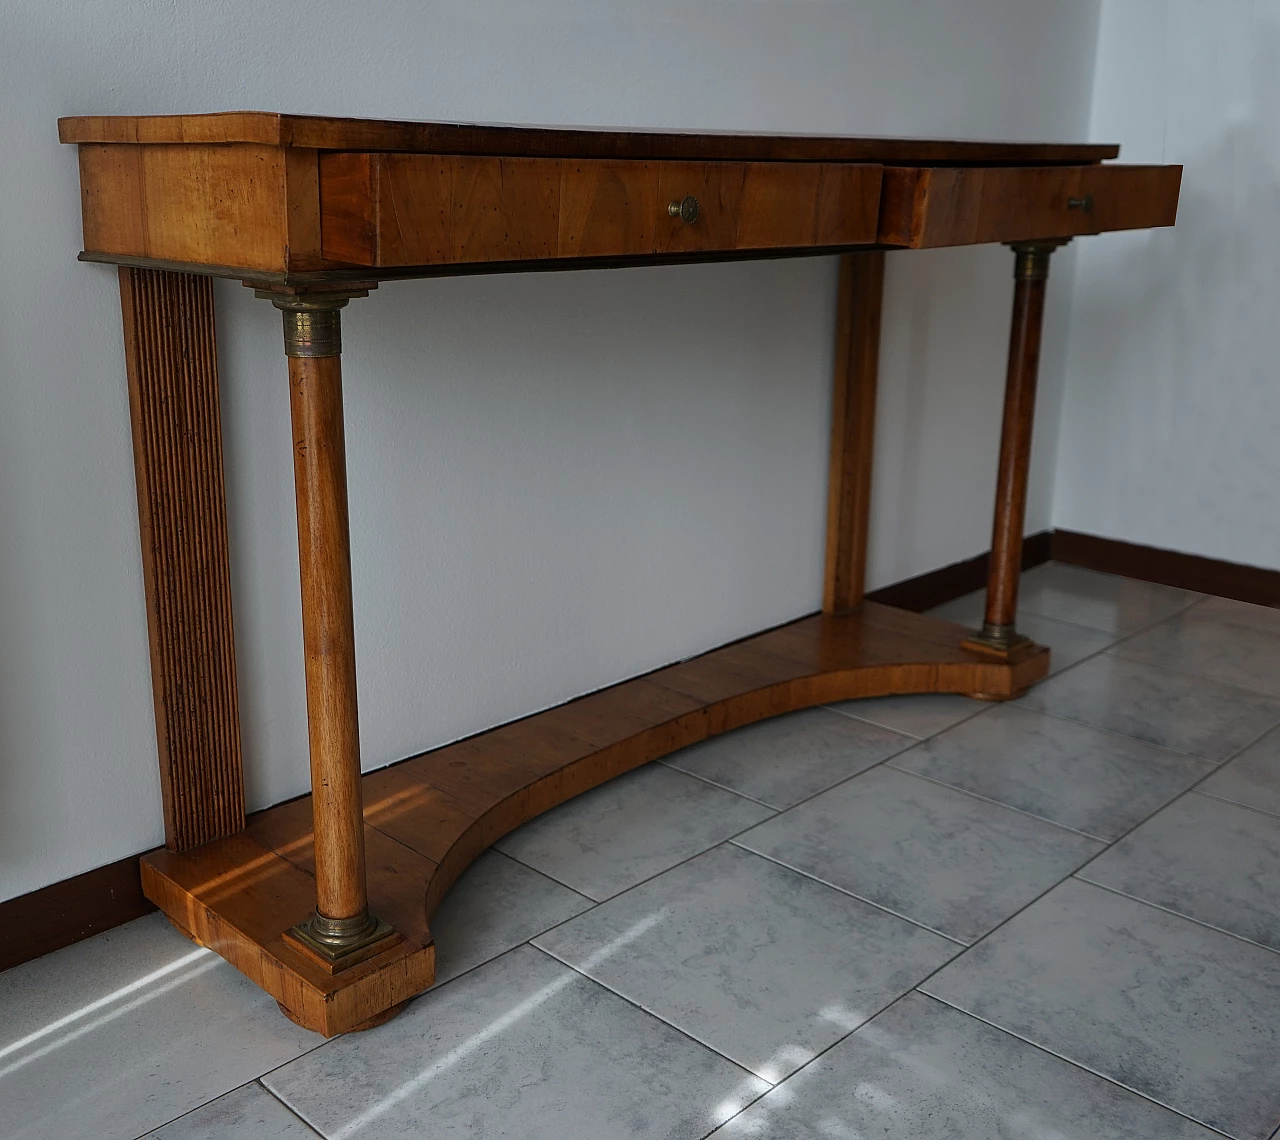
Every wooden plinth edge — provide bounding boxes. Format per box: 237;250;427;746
140;602;1048;1036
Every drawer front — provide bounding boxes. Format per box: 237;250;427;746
320;153;881;267
656;161;880;253
878;164;1181;248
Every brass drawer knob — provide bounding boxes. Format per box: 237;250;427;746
668;195;699;224
1067;194;1095;214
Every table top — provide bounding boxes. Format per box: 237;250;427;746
58;111;1120;166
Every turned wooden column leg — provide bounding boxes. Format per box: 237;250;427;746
256;286;398;971
824;251;885;614
964;240;1069;657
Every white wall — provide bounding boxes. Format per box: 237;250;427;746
0;0;1100;901
1055;0;1280;569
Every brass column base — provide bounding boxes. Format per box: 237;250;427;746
961;621;1032;660
284;910;400;975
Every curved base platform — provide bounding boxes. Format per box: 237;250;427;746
140;602;1048;1036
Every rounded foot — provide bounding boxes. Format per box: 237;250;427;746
276;999;406;1035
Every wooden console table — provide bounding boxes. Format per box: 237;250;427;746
59;112;1181;1035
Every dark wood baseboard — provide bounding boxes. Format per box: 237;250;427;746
866;530;1052;612
0;853;157;973
23;522;1276;976
1051;530;1280;609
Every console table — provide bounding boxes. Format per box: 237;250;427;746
59;112;1181;1035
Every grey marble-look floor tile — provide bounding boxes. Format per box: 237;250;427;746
1015;563;1201;634
1200;724;1280;817
927;588;992;628
824;693;988;739
429;849;594;985
1017;653;1280;762
495;763;774;901
735;766;1102;943
1113;612;1280;699
709;992;1218;1139
0;913;317;1140
1079;792;1280;952
929;591;1119;674
890;704;1213;841
923;878;1280;1140
142;1083;321;1139
534;844;956;1081
663;708;913;809
265;944;767;1140
1191;595;1280;636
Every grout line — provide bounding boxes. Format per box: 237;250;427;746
120;579;1280;1138
526;942;771;1083
1193;788;1280;822
498;608;1259;962
472;583;1275;1135
1070;875;1280;959
485;848;598;906
1098;639;1280;706
254;1079;327;1138
881;749;1233;982
1060;717;1280;890
821;700;995;741
1005;700;1225;764
1017;611;1126;637
493;792;782;908
1103;641;1280;704
1010;597;1280;764
657;719;922;813
1139;602;1280;645
254;1035;348;1096
915;992;1237;1139
498;724;964;918
934;594;1122;640
691;986;934;1137
879;761;1112;843
489;846;611;902
653;760;783;810
724;842;968;946
1014;567;1205;639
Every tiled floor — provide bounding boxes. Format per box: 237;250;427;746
5;564;1280;1139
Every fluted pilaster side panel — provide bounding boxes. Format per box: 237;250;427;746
119;267;244;849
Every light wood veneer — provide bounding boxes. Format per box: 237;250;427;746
59;112;1181;1036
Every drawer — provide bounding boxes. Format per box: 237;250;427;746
654;161;881;253
878;163;1182;248
319;153;882;267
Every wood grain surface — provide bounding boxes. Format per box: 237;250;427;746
140;603;1047;1035
878;164;1182;247
118;268;245;851
59;111;1120;164
286;352;369;923
824;252;885;614
980;250;1053;636
318;154;882;267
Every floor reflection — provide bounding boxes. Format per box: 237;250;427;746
0;946;215;1080
333;908;670;1140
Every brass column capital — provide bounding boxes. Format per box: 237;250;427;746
253;288;370;359
1006;239;1071;282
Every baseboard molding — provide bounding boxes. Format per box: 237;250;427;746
866;530;1053;612
0;853;157;973
1051;530;1280;608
